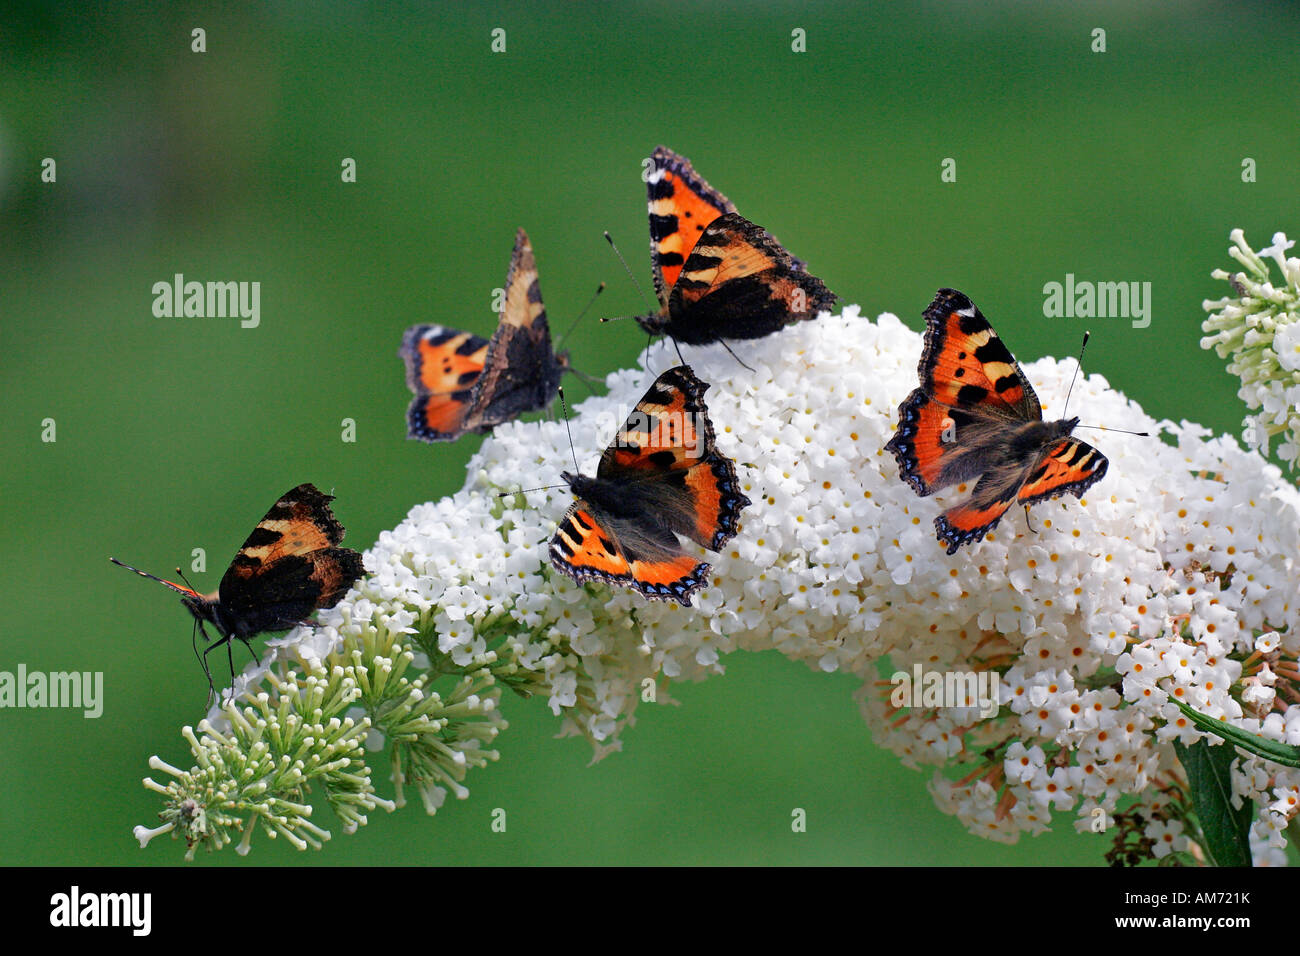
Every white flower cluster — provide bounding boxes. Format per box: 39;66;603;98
277;305;1300;860
1203;229;1300;467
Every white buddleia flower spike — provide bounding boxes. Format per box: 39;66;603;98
138;303;1300;863
1202;229;1300;467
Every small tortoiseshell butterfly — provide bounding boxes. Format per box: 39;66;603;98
635;146;836;346
549;365;751;606
111;483;364;700
401;228;569;441
885;289;1109;554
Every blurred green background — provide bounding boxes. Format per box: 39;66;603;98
2;0;1297;866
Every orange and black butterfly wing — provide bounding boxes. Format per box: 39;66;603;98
597;365;750;552
550;503;636;592
887;289;1111;552
646;145;812;311
887;391;958;496
550;366;750;606
646;145;738;309
399;325;490;441
933;459;1026;554
887;289;1042;495
218;483;364;635
610;515;714;605
550;501;711;606
934;436;1108;553
461;228;567;432
915;288;1041;419
888;399;1022;498
659;213;836;345
1017;438;1108;506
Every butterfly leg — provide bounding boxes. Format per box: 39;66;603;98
719;339;756;373
190;618;215;707
225;637;236;704
1023;504;1038;535
567;366;602;397
195;621;230;708
238;635;262;667
670;336;686;368
216;635;264;705
639;331;655;374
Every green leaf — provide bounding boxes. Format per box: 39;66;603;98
1168;697;1300;768
1173;736;1253;867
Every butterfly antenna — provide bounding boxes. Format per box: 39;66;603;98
497;483;566;499
174;566;200;592
1059;331;1151;437
1061;331;1090;420
1075;424;1151;437
558;385;580;473
109;556;165;584
497;388;581;500
556;281;606;350
600;231;655;321
110;556;197;596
